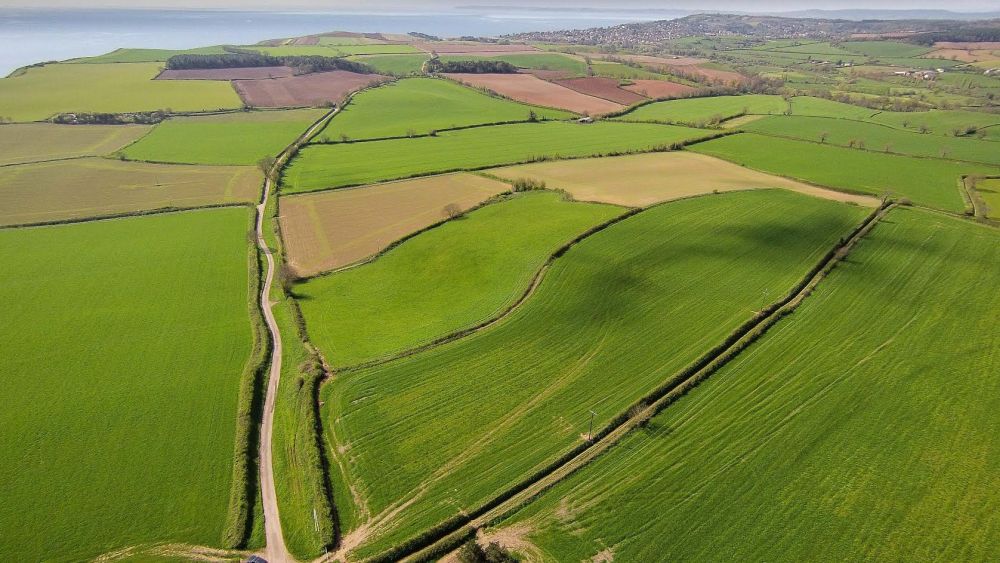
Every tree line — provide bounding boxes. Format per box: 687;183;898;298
165;52;374;74
425;58;519;74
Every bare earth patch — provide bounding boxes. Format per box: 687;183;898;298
490;152;881;207
233;70;390;107
156;66;299;80
621;79;696;99
279;172;510;277
553;77;646;105
443;73;622;115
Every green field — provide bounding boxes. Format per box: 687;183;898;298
978;177;1000;219
298;191;623;367
319;190;868;557
316;78;571;142
619;95;788;124
589;61;675;80
123;109;326;165
439;52;588;74
283;121;715;192
347;54;429;75
744;115;1000;165
787;97;1000;137
689;133;996;211
499;207;1000;562
327;44;422;56
788;96;881;120
840;40;932;58
0;63;242;122
0;208;254;561
67;46;231;64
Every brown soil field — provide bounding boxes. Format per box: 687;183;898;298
592;53;708;67
490;152;881;208
621;79;695;99
552;77;646;105
520;69;574;80
924;48;1000;63
157;66;299;80
0;123;151;166
279;173;510;276
443;73;623;115
678;65;744;84
590;53;742;84
0;157;261;226
415;42;539;54
233;71;390;107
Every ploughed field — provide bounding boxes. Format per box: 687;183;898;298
0;208;255;562
320;190;869;558
281;120;716;192
233;70;391;108
497;208;1000;562
442;73;624;115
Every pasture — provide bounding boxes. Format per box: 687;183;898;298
232;71;390;108
0;208;254;562
281;120;716;193
689;133;997;211
347;54;429;75
0;158;261;226
490;152;879;207
499;208;1000;562
298;191;622;366
439;53;587;74
320;190;868;557
978;177;1000;219
316;78;571;142
123;108;326;165
0;63;242;121
442;73;622;115
840;40;931;58
0;123;151;166
279;173;511;277
67;46;230;63
619;94;788;124
743;115;1000;165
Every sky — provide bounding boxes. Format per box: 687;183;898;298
5;1;999;12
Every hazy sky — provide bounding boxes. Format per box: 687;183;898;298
6;1;999;11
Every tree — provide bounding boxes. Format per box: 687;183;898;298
819;131;829;143
257;156;276;176
442;203;463;219
527;109;538;122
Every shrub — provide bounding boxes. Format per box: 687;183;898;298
512;177;546;192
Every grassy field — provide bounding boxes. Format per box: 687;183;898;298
0;208;254;562
0;158;261;226
439;53;587;74
619;95;788;124
689;133;998;211
347;54;429;75
490;152;879;207
283;121;716;193
743;115;1000;165
978;177;1000;219
67;46;231;64
319;190;869;557
787;97;1000;137
298;191;623;367
840;40;932;58
122;109;326;165
498;207;1000;562
0;63;243;121
787;96;881;120
280;173;511;276
316;78;572;142
0;123;151;165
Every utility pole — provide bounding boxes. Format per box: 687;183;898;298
588;410;597;442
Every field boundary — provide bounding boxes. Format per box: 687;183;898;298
356;200;894;563
308;116;570;146
0;202;254;230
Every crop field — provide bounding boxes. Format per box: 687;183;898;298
320;190;869;557
589;61;670;80
552;77;646;105
157;66;299;80
0;123;151;165
67;46;231;63
440;53;588;74
743;115;1000;165
122;109;326;165
316;78;571;142
232;71;391;108
497;207;1000;562
346;54;429;75
0;158;261;226
279;173;511;276
0;208;254;562
442;73;622;114
689;133;998;211
840;40;932;58
298;191;622;366
621;79;695;99
619;94;788;124
282;121;716;192
490;152;880;207
0;63;243;122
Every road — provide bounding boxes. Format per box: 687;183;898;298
255;109;338;563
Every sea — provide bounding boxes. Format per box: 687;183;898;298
0;8;685;76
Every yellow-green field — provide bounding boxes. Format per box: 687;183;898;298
0;123;151;165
